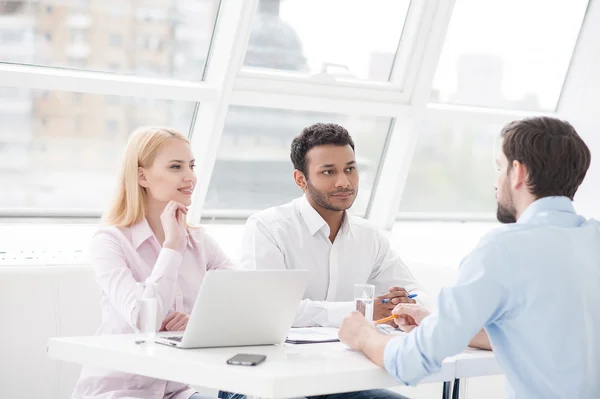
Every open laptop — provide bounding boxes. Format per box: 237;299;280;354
155;269;309;348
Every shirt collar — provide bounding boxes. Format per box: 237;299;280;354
517;196;575;224
130;218;193;249
298;195;351;237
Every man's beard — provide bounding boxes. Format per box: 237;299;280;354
306;180;356;212
496;184;517;224
496;203;517;224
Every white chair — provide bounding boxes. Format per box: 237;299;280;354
0;265;101;398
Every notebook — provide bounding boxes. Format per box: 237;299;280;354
376;324;407;335
285;327;340;344
285;325;406;345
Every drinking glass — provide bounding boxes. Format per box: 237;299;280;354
354;284;375;321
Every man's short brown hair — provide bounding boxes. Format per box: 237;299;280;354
501;116;591;200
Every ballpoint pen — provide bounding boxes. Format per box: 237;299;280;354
381;293;417;303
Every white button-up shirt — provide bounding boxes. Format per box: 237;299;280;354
241;196;429;327
72;219;233;399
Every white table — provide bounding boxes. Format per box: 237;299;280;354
47;334;500;399
450;349;503;399
453;348;502;378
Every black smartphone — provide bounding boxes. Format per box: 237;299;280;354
226;354;267;366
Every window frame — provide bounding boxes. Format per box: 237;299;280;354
0;0;594;228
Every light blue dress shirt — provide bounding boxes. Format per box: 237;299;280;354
384;197;600;398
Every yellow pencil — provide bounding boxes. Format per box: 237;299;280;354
374;314;397;324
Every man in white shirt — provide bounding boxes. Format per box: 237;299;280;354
240;123;429;327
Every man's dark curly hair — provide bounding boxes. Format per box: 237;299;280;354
290;123;355;175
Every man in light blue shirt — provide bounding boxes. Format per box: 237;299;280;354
338;116;600;398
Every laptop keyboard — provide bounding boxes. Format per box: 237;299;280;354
166;336;183;342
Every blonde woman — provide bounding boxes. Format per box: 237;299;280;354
72;127;231;399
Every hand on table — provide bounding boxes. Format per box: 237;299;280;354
374;287;416;324
160;312;190;331
392;303;431;332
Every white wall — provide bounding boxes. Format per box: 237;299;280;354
560;0;600;220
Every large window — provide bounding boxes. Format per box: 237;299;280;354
0;88;195;211
401;0;591;217
431;0;588;111
398;115;508;214
1;0;595;225
0;0;219;81
244;0;411;81
205;106;392;214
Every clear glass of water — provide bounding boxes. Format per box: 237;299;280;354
137;297;158;341
354;284;375;321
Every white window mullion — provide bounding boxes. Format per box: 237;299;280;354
426;103;555;122
187;0;258;223
230;89;406;117
366;0;457;230
388;0;429;90
233;73;410;106
0;63;218;102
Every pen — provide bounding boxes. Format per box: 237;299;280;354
374;314;397;324
381;293;418;303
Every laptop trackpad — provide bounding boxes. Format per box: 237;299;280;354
157;331;185;342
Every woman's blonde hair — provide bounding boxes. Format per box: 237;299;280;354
104;126;190;227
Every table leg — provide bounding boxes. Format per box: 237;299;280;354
442;381;451;399
452;379;460;399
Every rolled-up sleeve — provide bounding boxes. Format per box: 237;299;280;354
382;239;509;385
90;229;183;329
